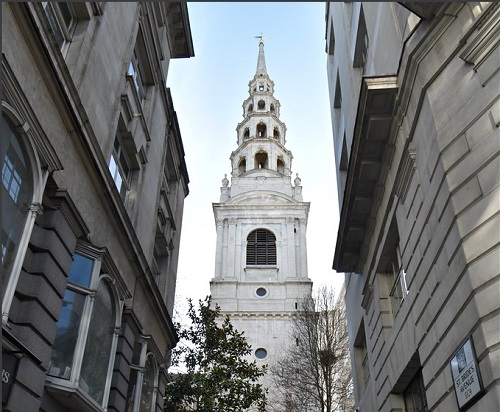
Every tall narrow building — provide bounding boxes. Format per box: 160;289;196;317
2;3;193;411
210;39;313;405
326;2;500;411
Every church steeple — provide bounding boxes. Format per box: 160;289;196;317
224;39;297;193
210;39;312;409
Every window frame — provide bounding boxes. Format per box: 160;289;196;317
353;5;369;70
255;348;268;360
46;247;124;410
152;240;169;288
388;245;408;315
109;131;132;201
2;110;47;325
128;49;147;102
404;371;428;412
353;321;370;395
42;2;78;56
126;340;159;412
126;26;155;105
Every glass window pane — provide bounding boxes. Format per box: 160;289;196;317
43;3;65;48
128;61;135;77
255;348;267;359
119;151;130;179
109;155;123;193
114;135;121;152
67;253;94;287
1;114;34;299
49;289;86;379
139;356;155;412
58;2;74;29
125;368;139;412
80;280;116;404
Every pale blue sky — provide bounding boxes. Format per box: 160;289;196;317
167;2;343;312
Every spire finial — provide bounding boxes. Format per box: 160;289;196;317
254;33;266;45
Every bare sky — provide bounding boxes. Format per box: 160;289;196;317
167;2;344;316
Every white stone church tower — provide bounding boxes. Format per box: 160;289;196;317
210;39;313;406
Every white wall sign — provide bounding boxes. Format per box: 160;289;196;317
450;336;484;410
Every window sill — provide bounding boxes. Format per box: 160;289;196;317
45;379;104;412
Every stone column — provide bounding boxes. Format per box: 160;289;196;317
214;219;224;278
227;218;237;278
222;219;228;278
286;218;296;278
299;218;308;278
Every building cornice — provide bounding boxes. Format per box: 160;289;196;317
333;76;398;273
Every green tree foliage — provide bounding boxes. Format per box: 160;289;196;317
164;296;267;412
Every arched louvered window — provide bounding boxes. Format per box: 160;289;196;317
246;229;276;265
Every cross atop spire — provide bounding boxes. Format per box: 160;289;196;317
254;33;267;45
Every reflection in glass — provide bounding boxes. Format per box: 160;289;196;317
80;281;115;404
1;114;33;299
68;253;94;287
139;355;155;412
49;289;86;379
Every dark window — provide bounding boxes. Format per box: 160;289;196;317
353;6;369;70
256;123;267;138
255;151;268;169
2;113;34;302
246;229;276;265
238;158;246;174
388;244;408;315
42;2;77;52
404;371;428;412
127;27;155;103
109;132;132;201
256;287;267;297
255;348;267;359
327;18;335;55
334;72;342;108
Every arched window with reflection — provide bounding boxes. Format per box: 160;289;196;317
126;346;158;412
1;112;35;308
47;251;122;408
139;354;156;412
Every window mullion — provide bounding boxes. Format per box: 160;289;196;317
133;370;145;412
102;323;121;408
151;385;159;412
71;292;95;384
2;202;43;324
72;257;101;383
132;341;148;412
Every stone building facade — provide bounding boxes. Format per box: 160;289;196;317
2;2;193;411
210;40;313;409
326;2;499;411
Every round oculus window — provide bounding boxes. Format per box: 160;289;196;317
256;287;267;297
255;348;267;359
